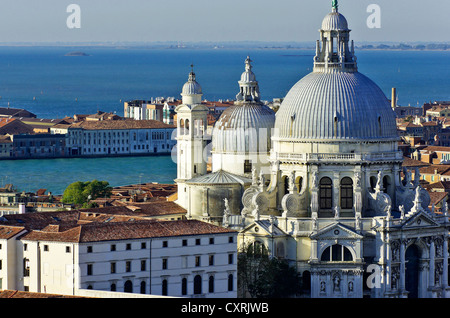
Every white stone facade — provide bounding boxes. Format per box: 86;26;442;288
0;220;237;298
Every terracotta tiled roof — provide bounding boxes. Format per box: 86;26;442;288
428;191;448;206
0;226;25;239
21;219;235;243
424;180;450;191
70;119;175;130
79;201;186;217
421;121;440;126
0;290;87;298
402;156;430;168
419;164;450;175
420;146;450;154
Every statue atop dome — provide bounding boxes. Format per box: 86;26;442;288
332;0;338;11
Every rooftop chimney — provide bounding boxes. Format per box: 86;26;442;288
391;87;397;109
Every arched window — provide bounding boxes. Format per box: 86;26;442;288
378;116;382;135
295;176;303;193
208;276;215;293
228;274;234;291
110;283;116;292
194;275;202;295
162;279;168;296
319;177;333;209
248;241;268;258
302;271;311;292
185;119;190;135
181;277;187;295
340;177;353;209
276;241;285;259
179;119;185;135
140;281;146;294
383;175;391;194
283;176;289;195
320;244;354;262
124;280;133;293
370;176;377;192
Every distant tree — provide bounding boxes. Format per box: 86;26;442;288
61;180;112;207
238;241;301;298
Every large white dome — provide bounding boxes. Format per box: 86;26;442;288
273;4;397;143
274;71;397;141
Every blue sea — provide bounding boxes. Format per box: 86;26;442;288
0;46;449;194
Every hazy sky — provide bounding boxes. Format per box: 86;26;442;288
0;0;448;43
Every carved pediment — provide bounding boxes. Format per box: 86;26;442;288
310;222;363;241
241;219;287;237
401;211;439;229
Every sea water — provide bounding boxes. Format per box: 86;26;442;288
0;46;448;194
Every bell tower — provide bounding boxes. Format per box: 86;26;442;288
175;66;209;209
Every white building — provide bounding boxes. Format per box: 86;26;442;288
0;214;237;298
176;1;450;298
51;120;176;157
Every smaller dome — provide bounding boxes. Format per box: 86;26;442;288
182;72;202;95
212;103;275;153
240;70;256;83
321;11;348;31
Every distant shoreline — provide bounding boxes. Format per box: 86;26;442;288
0;42;447;52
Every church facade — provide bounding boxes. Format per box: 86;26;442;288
174;2;450;298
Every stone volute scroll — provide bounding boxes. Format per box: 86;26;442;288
281;171;308;217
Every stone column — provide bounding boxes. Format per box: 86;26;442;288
385;239;392;292
400;240;406;293
429;238;435;288
443;237;448;289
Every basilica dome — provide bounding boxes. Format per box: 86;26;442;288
212;56;275;154
212;103;275;153
274;71;398;141
273;6;397;142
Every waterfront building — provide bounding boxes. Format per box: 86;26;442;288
0;118;34;136
0;136;12;158
10;133;66;158
0;211;237;298
124;100;165;122
0;107;36;119
52;119;176;157
176;1;450;298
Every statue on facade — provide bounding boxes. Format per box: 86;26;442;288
399;205;405;219
223;198;231;227
252;167;258;185
334;205;340;220
375;170;383;192
312;171;319;189
354;172;361;188
333;274;341;292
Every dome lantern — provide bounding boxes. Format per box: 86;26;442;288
236;56;260;103
314;0;357;73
